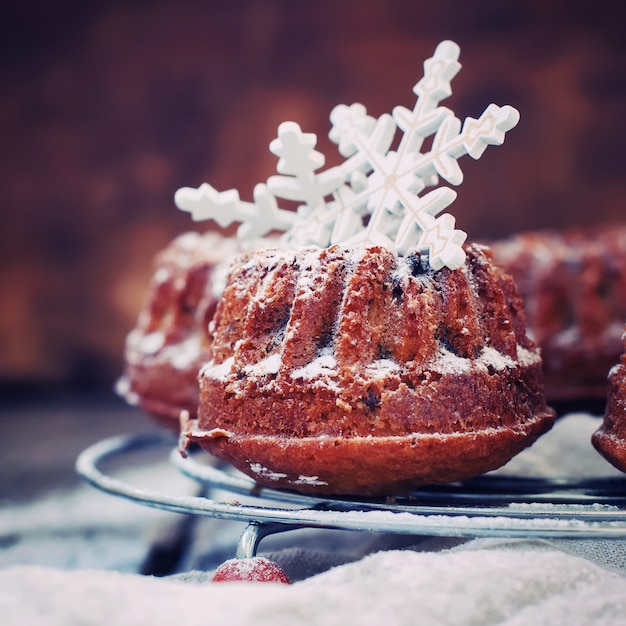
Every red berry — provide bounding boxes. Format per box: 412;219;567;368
211;557;291;584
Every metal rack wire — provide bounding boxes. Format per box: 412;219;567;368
76;431;626;558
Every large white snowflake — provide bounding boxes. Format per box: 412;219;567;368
174;40;519;271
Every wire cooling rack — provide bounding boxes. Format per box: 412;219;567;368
76;431;626;557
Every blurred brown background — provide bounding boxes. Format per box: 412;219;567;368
2;0;625;392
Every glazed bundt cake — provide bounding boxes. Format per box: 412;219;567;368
489;225;626;409
118;231;238;428
180;243;555;496
592;325;626;472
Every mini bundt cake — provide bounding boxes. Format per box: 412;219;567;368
118;231;239;428
180;243;555;496
592;325;626;472
489;225;626;409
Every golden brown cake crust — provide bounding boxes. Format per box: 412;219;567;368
592;325;626;472
183;243;555;495
182;419;552;496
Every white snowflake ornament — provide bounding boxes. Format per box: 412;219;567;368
267;121;345;246
174;40;520;271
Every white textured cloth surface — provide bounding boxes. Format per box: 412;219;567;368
2;541;626;626
1;412;625;624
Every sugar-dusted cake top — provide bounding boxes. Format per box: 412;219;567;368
174;40;519;271
202;243;540;397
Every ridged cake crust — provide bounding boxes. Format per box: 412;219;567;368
489;225;626;406
118;231;238;428
592;325;626;472
182;243;555;495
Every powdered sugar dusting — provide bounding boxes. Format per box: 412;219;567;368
168;333;203;370
251;353;282;376
432;347;471;374
249;463;288;481
203;341;541;384
294;475;328;487
296;248;325;291
201;353;282;383
291;352;338;380
480;346;515;371
249;463;327;487
200;244;543;388
114;376;139;405
125;328;205;370
201;356;234;381
130;330;165;355
432;344;541;375
515;345;542;367
365;359;401;377
153;267;170;284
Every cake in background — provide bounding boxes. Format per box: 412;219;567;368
117;231;239;428
592;324;626;472
489;225;626;413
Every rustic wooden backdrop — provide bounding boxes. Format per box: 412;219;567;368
2;0;624;388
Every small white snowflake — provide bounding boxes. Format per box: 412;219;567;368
174;40;520;270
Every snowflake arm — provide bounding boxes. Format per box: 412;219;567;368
267;122;344;217
412;104;521;186
413;40;462;104
174;121;342;243
323;41;519;265
331;107;396;179
394;186;467;270
393;105;452;169
174;183;254;227
174;181;295;242
267;167;344;205
461;103;521;159
270;121;323;174
418;213;467;271
236;183;297;241
265;120;346;247
267;121;345;211
392;39;461;158
325;109;400;244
